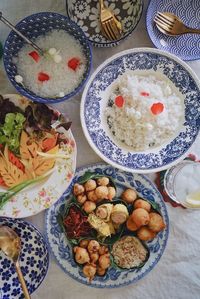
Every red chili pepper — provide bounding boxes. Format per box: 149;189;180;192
115;95;125;108
8;150;25;172
28;51;40;62
151;102;164;115
67;57;80;71
38;72;50;82
0;176;7;187
141;91;150;97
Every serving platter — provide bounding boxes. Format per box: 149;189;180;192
80;48;200;173
0;217;49;299
146;0;200;61
45;163;169;288
0;94;77;218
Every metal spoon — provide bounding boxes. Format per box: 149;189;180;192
0;12;44;55
0;226;31;299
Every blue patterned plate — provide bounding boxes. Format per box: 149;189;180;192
146;0;200;61
45;163;169;288
80;48;200;173
66;0;143;47
0;218;49;299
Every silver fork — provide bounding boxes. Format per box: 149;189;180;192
0;12;44;55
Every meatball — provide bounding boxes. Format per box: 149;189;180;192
83;201;96;214
87;190;98;202
98;253;110;269
95;186;109;201
90;252;99;263
83;263;97;281
131;208;150;227
97;267;106;276
99;245;109;255
126;216;138;231
137;226;156;241
73;183;85;196
97;177;109;186
107;186;116;201
84;179;97;192
79;239;89;248
133;199;151;212
74;247;90;264
87;240;100;253
77;194;87;205
121;188;137;204
148;212;166;232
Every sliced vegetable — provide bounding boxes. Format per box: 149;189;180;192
67;57;80;71
0;168;54;209
8;150;25;172
0;177;7;187
151;102;164;115
114;96;125;108
42;134;58;151
38;72;50;82
140;91;150;97
28;51;40;62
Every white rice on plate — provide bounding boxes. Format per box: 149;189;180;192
105;72;184;151
14;30;86;98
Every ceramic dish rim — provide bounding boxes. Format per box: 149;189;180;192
145;0;200;62
3;11;93;104
0;216;50;295
66;0;144;47
80;47;200;174
45;162;169;288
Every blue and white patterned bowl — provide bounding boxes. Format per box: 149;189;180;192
80;48;200;174
0;218;49;299
45;163;169;288
66;0;143;47
3;12;92;104
146;0;200;61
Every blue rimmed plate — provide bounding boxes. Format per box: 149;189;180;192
45;163;169;288
0;218;49;299
146;0;200;61
80;48;200;173
66;0;143;47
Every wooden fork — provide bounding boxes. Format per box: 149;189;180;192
154;12;200;35
99;0;122;41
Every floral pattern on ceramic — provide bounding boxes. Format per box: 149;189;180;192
66;0;143;47
0;218;49;299
80;48;200;173
45;163;169;288
0;95;77;219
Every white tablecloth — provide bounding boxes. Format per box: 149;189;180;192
0;1;200;299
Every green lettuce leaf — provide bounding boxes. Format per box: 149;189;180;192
0;112;25;153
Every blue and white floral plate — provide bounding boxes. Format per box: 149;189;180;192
45;163;169;288
0;218;49;299
66;0;143;47
146;0;200;61
80;48;200;173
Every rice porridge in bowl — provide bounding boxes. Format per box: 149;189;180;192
14;30;87;98
3;12;92;103
105;72;184;151
81;48;200;173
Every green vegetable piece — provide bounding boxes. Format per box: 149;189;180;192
0;112;25;153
